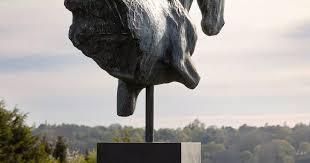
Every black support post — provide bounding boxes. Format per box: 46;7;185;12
145;85;154;143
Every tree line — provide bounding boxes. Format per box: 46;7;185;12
0;100;95;163
1;100;310;163
33;120;310;163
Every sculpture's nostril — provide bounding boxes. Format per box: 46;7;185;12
201;23;220;36
207;29;213;35
201;25;214;36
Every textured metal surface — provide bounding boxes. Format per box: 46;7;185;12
64;0;225;117
197;0;225;35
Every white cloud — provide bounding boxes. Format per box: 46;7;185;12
0;0;73;56
1;0;310;127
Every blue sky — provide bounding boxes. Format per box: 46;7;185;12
0;0;310;128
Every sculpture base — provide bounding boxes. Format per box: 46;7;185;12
97;143;201;163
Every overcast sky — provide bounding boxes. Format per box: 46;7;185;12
0;0;310;128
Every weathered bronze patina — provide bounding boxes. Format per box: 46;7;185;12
65;0;225;116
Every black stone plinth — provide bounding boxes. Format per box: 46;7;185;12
97;143;201;163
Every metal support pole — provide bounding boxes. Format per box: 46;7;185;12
145;85;154;143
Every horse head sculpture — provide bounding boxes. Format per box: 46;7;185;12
179;0;225;35
65;0;225;117
198;0;225;35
